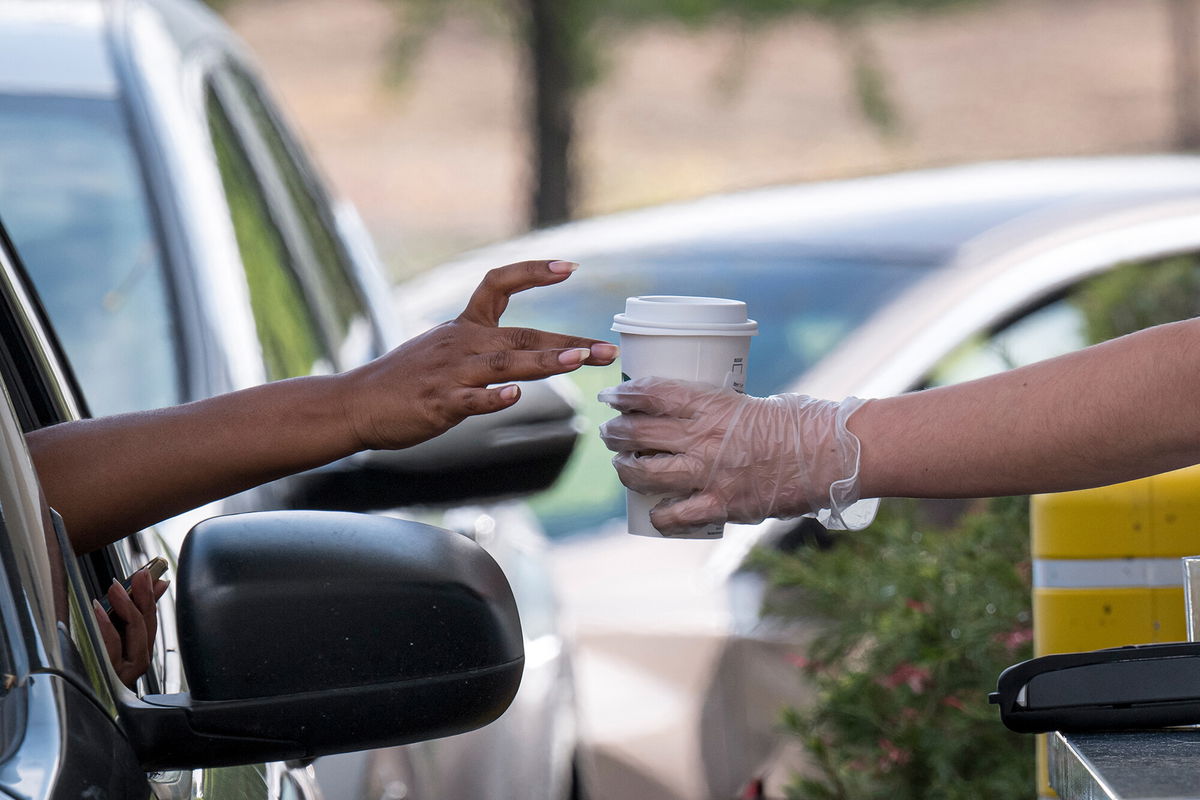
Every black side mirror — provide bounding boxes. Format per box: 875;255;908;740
120;511;523;770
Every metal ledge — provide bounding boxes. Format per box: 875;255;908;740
1051;729;1200;799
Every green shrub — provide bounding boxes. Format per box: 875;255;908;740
752;497;1034;799
1072;254;1200;344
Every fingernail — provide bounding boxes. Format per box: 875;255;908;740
500;385;520;401
559;348;590;365
91;599;103;615
548;260;578;274
590;343;619;361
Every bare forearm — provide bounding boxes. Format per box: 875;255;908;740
853;319;1200;500
29;375;357;553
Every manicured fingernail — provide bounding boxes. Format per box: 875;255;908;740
548;260;578;274
500;385;520;401
91;599;103;615
590;343;619;361
559;348;590;365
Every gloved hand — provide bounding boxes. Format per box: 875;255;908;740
598;377;876;536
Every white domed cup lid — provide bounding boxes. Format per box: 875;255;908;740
612;295;758;336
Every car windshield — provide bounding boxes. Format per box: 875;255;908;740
475;247;934;538
0;94;181;416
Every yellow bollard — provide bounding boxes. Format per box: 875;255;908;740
1030;465;1200;796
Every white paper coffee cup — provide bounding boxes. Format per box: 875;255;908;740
611;296;758;539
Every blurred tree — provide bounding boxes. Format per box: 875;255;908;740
1169;0;1200;149
381;0;991;229
205;0;989;228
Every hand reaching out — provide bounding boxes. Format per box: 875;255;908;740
92;567;170;690
599;378;873;536
30;258;620;555
340;259;619;451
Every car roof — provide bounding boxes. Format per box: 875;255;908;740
0;1;115;96
402;155;1200;316
0;0;238;98
798;188;1200;399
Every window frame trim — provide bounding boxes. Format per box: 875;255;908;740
205;68;340;364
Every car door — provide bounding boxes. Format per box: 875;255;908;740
0;221;151;798
0;58;318;800
0;215;324;796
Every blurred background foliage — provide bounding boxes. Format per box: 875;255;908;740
372;0;994;227
752;498;1035;798
207;0;995;228
1073;254;1200;344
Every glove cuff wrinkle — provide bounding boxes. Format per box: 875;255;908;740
821;397;878;531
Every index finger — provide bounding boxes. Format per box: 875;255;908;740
597;377;719;416
493;327;618;365
599;413;689;453
458;260;579;327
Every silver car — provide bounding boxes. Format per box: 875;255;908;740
399;155;1200;799
0;1;583;799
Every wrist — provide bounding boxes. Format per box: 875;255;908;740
326;368;376;453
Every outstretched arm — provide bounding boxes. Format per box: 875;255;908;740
854;317;1200;499
30;260;617;553
600;317;1200;535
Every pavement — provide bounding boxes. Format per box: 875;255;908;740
550;526;819;800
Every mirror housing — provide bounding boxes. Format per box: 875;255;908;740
283;379;581;511
120;511;523;770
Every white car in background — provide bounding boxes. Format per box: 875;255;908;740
400;155;1200;799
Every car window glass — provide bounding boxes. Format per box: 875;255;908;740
225;68;374;366
206;85;327;381
925;300;1087;387
0;94;182;416
924;253;1200;388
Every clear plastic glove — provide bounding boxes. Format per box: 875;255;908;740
598;377;876;536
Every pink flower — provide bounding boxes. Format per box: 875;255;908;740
941;694;967;711
787;653;828;674
786;653;811;669
876;738;911;772
878;663;933;694
905;598;931;613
